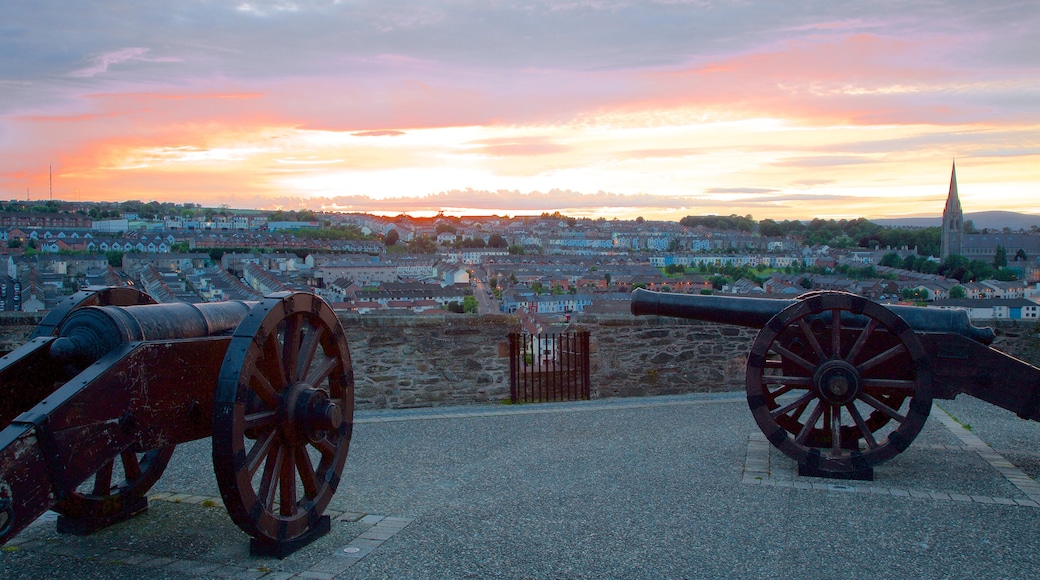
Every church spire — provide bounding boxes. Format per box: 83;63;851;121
945;160;961;216
940;160;963;259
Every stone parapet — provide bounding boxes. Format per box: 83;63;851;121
0;310;1036;410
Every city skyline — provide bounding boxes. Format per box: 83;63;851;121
2;2;1038;221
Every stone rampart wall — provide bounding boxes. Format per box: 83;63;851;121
1;311;1037;410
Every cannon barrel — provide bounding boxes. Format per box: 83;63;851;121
630;288;995;345
50;300;254;367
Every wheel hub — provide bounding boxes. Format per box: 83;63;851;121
813;360;860;405
281;383;342;444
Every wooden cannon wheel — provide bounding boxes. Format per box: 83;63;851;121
33;286;177;529
212;292;354;551
746;292;933;474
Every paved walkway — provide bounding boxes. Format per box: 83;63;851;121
3;393;1040;579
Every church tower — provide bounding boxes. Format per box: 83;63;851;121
940;161;963;260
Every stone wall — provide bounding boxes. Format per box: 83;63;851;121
340;314;515;408
1;310;1037;410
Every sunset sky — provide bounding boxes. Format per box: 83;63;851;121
2;1;1038;221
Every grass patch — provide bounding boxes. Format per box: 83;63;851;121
936;403;972;431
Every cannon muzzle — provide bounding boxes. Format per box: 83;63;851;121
630;288;995;345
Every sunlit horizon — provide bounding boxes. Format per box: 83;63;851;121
3;3;1038;222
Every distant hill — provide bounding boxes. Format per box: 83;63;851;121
873;211;1040;231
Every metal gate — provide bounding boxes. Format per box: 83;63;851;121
508;329;590;403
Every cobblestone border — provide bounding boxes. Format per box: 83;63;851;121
741;407;1040;508
356;394;746;424
5;495;413;579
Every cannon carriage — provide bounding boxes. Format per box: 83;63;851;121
0;286;354;557
632;288;1040;480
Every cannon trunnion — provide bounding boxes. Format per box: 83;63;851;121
631;288;1040;480
0;287;354;557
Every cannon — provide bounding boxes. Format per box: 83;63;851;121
632;288;1040;480
0;287;353;557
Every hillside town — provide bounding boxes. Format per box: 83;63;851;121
2;169;1039;322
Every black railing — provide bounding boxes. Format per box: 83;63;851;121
508;330;590;403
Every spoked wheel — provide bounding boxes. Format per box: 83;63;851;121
41;286;176;533
746;292;932;475
212;292;354;554
55;448;176;533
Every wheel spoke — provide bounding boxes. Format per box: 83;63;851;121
305;355;338;389
769;343;817;374
258;443;284;510
245;430;279;478
846;403;878;449
762;375;812;388
790;400;810;421
770;391;817;420
295;447;319;498
295;323;325;384
830;309;842;358
766;383;797;400
844;319;878;364
92;460;115;496
312;437;338;460
796;318;827;361
279;446;297;516
247;369;280;409
121;451;143;481
861;378;918;395
795;401;825;444
830;405;841;454
244;410;278;432
261;333;287;392
282;314;303;383
856;343;906;374
858;391;907;422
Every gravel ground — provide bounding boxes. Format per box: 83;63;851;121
4;392;1040;579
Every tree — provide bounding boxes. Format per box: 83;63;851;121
758;219;783;237
992;269;1018;281
880;252;902;268
463;295;478;313
384;229;400;246
949;285;967;299
406;235;437;254
939;254;969;278
1015;249;1028;262
487;233;507;248
968;259;993;281
994;245;1008;268
798;277;813;289
106;250;124;267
